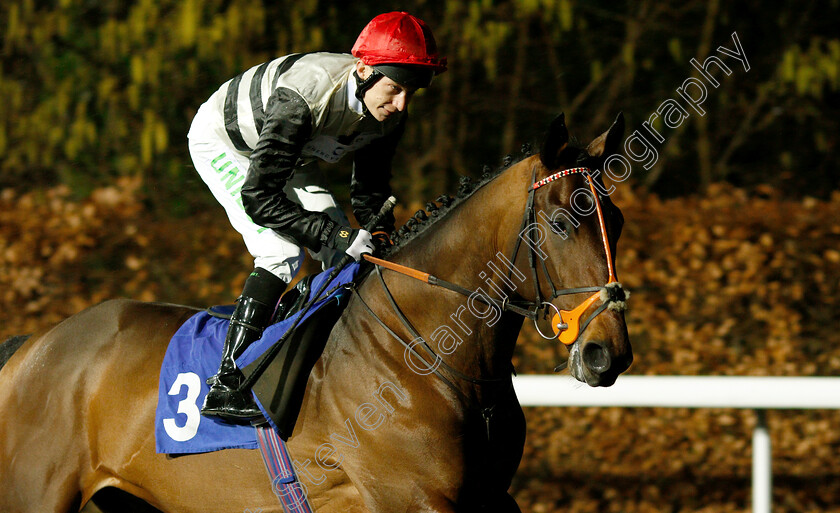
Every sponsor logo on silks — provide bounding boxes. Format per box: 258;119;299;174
335;228;352;246
211;152;268;234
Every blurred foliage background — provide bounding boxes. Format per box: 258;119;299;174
1;0;838;207
2;0;840;512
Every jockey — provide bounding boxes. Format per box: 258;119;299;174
189;12;446;422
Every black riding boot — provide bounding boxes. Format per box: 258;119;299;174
201;268;286;422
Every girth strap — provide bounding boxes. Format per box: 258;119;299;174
255;424;313;512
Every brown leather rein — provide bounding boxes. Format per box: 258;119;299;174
359;165;628;348
351;165;629;438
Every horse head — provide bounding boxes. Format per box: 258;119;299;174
517;112;632;386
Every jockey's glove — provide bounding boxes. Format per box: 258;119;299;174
325;225;375;262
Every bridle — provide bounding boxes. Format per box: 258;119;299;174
353;163;629;437
361;164;628;343
512;166;628;345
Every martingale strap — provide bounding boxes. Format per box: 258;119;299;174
372;266;508;385
352;282;471;405
353;270;514;441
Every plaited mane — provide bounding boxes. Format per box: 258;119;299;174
385;138;589;256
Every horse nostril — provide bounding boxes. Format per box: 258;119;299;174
582;342;611;374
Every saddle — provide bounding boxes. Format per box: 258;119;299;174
243;270;352;439
248;263;361;438
155;263;361;455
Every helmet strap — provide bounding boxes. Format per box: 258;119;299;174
354;68;384;113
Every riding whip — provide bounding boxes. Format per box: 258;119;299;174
240;197;398;390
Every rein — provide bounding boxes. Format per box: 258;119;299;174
354;165;629;419
361;255;538;320
362;166;627;330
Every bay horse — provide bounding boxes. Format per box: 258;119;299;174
0;113;632;513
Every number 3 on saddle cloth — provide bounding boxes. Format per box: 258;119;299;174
154;262;361;455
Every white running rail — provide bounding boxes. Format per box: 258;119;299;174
513;375;840;513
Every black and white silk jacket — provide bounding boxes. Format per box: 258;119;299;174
198;52;402;251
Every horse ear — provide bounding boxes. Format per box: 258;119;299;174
586;112;625;158
540;113;569;169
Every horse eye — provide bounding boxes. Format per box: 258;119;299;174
549;220;569;238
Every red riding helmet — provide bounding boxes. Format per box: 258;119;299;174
352;12;448;75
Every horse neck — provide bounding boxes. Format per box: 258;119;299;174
384;159;535;384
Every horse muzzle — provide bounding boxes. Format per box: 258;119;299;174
566;326;633;387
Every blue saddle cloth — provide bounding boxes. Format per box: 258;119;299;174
154;263;360;454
